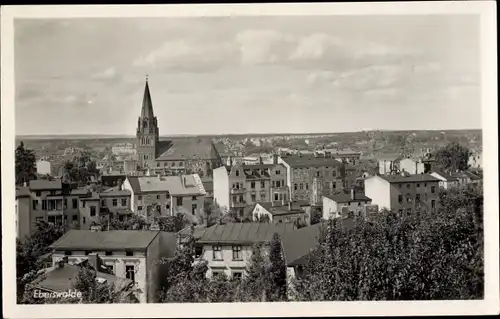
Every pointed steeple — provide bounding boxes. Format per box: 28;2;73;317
141;75;154;118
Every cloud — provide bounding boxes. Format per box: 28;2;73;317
133;39;237;71
92;67;118;80
289;33;345;61
235;29;294;65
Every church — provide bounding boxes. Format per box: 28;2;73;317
135;78;222;177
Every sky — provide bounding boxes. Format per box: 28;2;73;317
14;15;481;136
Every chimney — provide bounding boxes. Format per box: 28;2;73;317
350;187;355;200
87;253;100;272
273;154;278;164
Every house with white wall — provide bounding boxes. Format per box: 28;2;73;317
49;230;177;303
192;223;296;279
430;171;459;189
322;188;372;220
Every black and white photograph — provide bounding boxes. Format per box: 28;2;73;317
1;2;498;318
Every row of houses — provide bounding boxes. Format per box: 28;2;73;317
15;174;209;241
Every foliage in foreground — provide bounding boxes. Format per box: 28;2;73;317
291;187;483;301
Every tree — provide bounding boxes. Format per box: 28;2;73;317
291;189;483;301
62;151;100;185
241;243;268;301
266;233;287;301
434;142;471;173
16;141;37;185
197;199;224;227
17;222;66;302
70;265;123;303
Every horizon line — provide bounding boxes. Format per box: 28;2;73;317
15;128;483;139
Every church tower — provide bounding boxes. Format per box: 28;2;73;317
136;77;159;169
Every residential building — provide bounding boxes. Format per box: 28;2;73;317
15;180;91;240
112;143;137;156
200;176;214;199
28;254;137;303
322;149;362;165
212;160;289;216
135;79;222;176
122;174;206;219
322;188;372;220
430;171;460;189
451;171;482;188
278;155;345;202
468;151;483;169
378;155;402;175
193;223;296;279
49;230;178;303
36;159;52;176
364;174;440;215
251;200;310;224
399;158;425;175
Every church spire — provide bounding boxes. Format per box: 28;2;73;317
141;75;154;118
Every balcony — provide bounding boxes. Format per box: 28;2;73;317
230;188;246;194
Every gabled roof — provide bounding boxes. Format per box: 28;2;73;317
31;263;133;293
29;179;62;191
196;223;296;245
324;193;371;203
430;171;458;182
156;139;217;161
280;156;345;168
256;201;310;216
125;174;206;196
377;174;439;183
50;230;160;250
281;223;325;267
464;171;481;180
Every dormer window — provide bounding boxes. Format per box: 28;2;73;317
235;170;239;177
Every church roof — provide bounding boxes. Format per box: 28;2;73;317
156;139;218;161
140;79;155;119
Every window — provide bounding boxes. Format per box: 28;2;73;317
251;194;256;202
156;205;161;213
195;246;203;258
157;162;160;167
126;251;133;256
213;245;223;260
406;194;412;203
399;184;402;188
272;181;276;187
212;271;223;279
138;206;143;211
166;204;170;210
332;182;336;189
260;181;265;188
406;208;412;215
417;183;420;188
358;202;361;206
192;196;197;200
126;265;135;282
306;183;309;190
235;170;239;177
176;197;183;206
424;193;428;201
90;206;96;217
192;204;197;214
82;217;86;224
276;170;281;175
299;183;304;190
261;193;266;201
316;171;320;177
64;251;72;256
72;199;78;209
138;195;142;201
294;184;298;191
171;162;175;167
101;200;106;207
398;195;403;203
232;246;242;260
64;199;67;209
424;183;427;187
416;194;421;201
35;191;41;197
274;193;279;201
179;162;183;167
407;184;411;189
431;200;436;209
251;182;255;189
72;215;77;221
121;198;127;206
32;200;38;210
112;199;118;207
332;170;337;177
105;265;115;274
83;201;86;208
157;195;160;200
105;251;113;256
239;195;244;202
431;186;436;194
232;271;243;280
